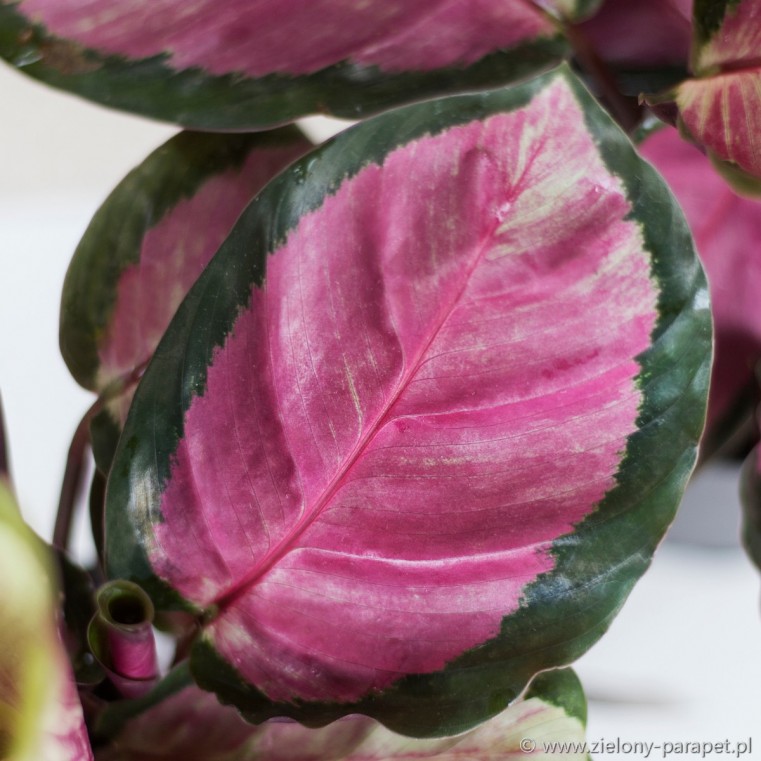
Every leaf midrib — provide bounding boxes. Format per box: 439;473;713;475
210;214;505;616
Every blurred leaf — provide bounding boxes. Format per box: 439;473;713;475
0;483;93;760
662;0;761;191
639;126;761;460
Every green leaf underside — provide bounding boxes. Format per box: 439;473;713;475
104;66;711;736
0;2;569;130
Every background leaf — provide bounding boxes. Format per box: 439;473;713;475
670;0;761;189
0;483;92;760
0;1;568;129
60;128;312;438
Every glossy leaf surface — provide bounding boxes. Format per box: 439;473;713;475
106;67;710;735
640;126;761;457
0;484;92;760
96;667;587;760
0;1;567;129
672;0;761;187
61;128;311;428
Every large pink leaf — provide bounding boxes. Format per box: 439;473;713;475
640;126;761;454
106;68;710;734
157;77;652;687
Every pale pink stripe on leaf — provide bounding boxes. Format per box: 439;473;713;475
677;70;761;185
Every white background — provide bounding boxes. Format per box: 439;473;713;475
1;62;759;758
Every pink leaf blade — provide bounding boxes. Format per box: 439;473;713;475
106;67;711;734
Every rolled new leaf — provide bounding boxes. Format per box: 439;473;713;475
0;483;93;760
95;666;588;760
0;1;568;130
639;126;761;459
88;581;159;699
106;65;711;736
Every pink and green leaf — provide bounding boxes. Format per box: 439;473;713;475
96;666;588;760
675;71;761;189
0;484;92;760
658;0;761;190
106;66;710;736
639;126;761;458
0;1;568;129
692;0;761;73
60;128;312;434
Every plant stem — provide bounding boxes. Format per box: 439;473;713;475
565;23;642;134
0;390;10;484
53;360;149;553
53;398;103;551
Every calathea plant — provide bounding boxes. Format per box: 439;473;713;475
1;0;760;758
